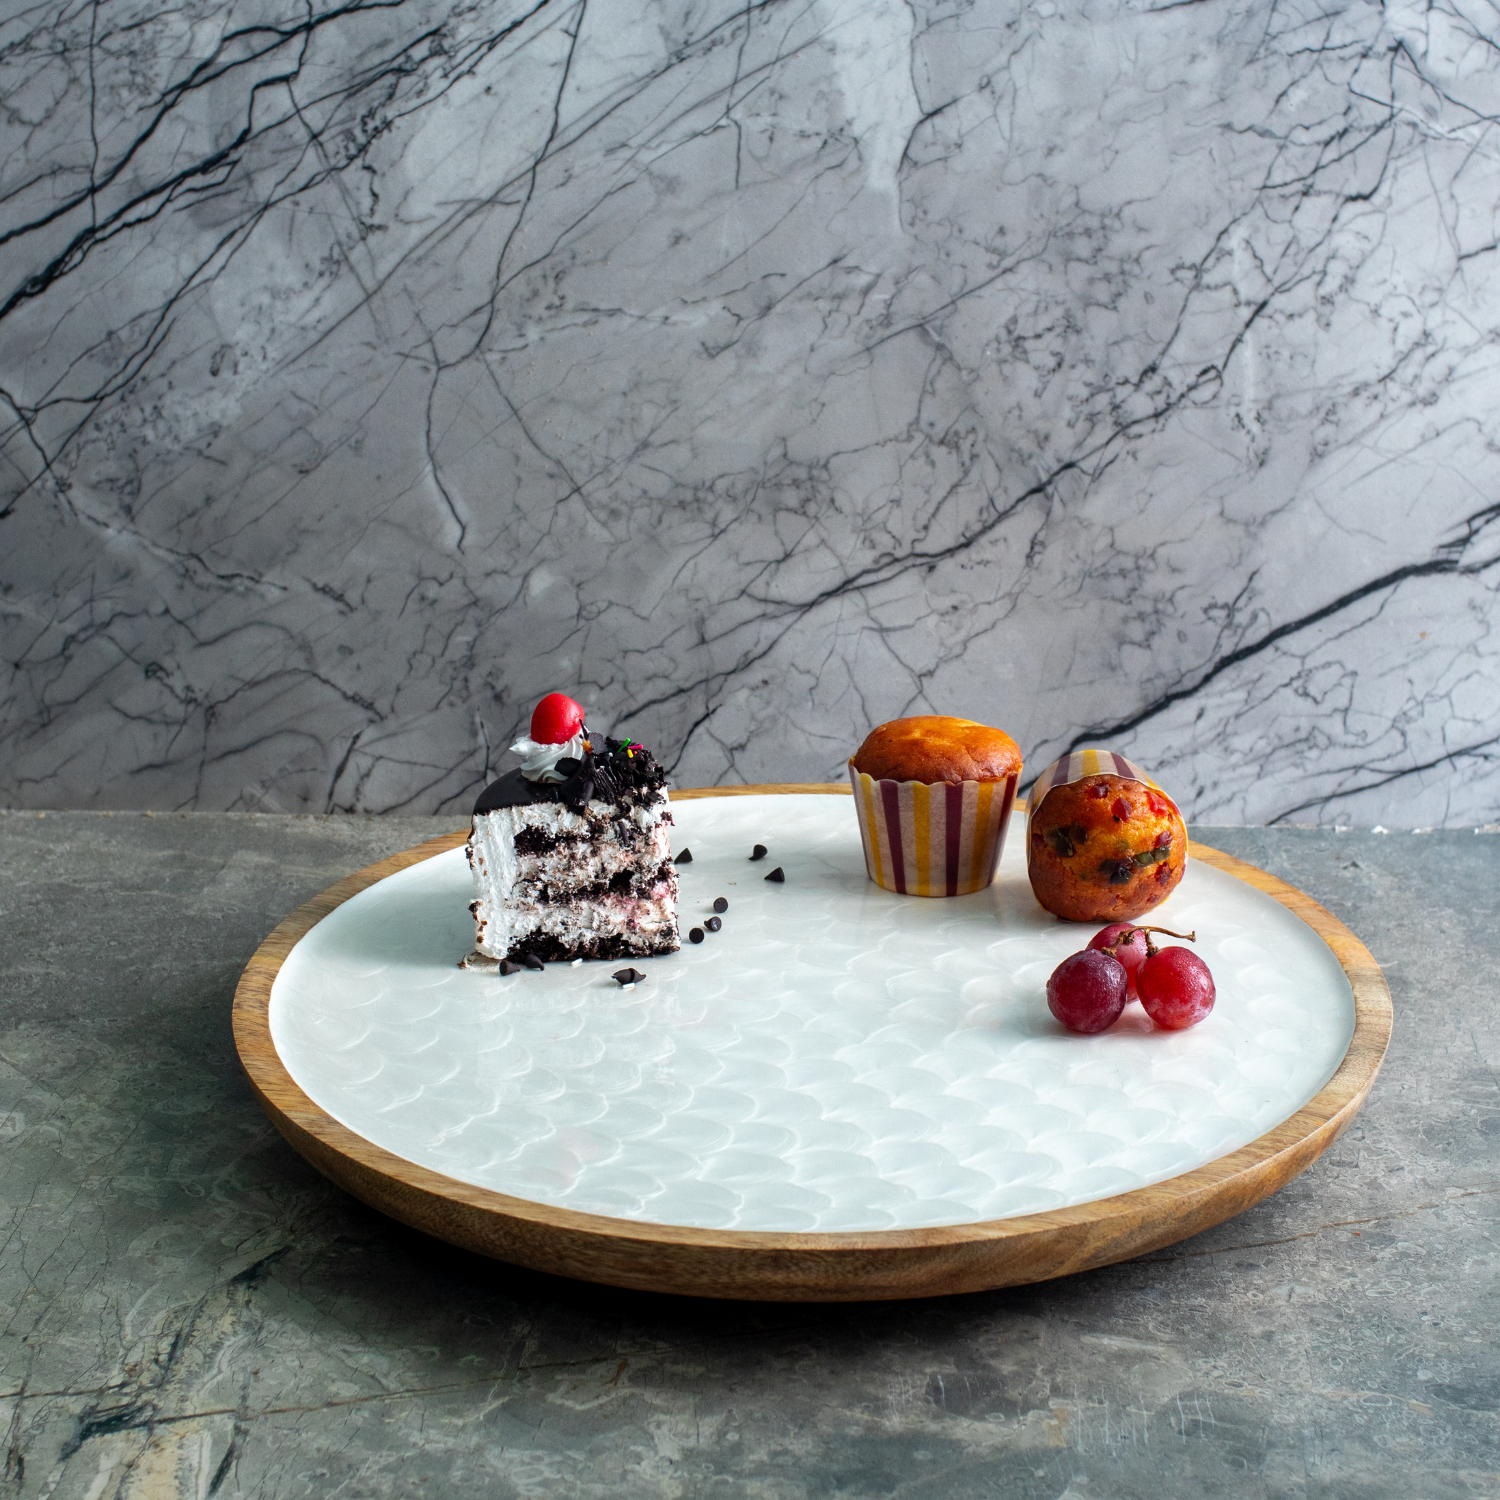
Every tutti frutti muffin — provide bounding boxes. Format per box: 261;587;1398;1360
1026;751;1187;922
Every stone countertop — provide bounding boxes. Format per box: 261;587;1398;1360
0;811;1494;1499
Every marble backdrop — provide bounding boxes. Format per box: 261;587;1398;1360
1;0;1497;824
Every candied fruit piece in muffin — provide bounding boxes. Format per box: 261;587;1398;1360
1028;774;1186;922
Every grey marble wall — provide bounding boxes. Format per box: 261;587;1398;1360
1;0;1496;824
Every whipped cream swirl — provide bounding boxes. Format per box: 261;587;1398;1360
511;729;587;783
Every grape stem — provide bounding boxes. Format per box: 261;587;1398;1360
1106;925;1197;959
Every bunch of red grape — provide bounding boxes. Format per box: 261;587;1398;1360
1045;924;1215;1034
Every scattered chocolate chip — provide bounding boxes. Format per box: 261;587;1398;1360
764;866;785;883
519;953;545;970
704;916;722;932
498;959;521;976
612;967;646;986
750;844;768;861
712;897;728;913
674;848;693;864
689;927;705;943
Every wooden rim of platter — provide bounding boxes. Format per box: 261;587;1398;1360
232;784;1392;1302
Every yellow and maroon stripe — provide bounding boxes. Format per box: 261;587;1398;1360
1026;748;1172;814
848;764;1019;897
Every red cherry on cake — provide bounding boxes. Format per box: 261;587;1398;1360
530;693;586;745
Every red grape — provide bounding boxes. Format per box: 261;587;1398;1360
1046;950;1128;1034
530;693;586;745
1087;923;1148;998
1138;947;1216;1030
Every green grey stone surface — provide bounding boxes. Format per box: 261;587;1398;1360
0;811;1494;1498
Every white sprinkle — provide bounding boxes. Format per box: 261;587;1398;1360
571;958;583;967
623;982;636;991
1371;826;1389;834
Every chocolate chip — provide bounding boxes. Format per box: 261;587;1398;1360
498;959;521;976
1101;859;1135;887
750;844;767;861
764;866;785;883
612;967;645;986
689;927;705;943
674;848;693;864
704;916;722;932
519;953;545;970
712;897;728;913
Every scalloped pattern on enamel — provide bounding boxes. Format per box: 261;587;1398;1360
270;795;1355;1233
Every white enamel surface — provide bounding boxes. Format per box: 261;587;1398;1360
270;796;1355;1233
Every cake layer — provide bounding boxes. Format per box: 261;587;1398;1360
501;820;666;901
512;866;674;905
486;887;680;963
468;790;679;961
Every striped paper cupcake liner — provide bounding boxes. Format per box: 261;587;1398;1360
848;763;1019;897
1025;749;1182;875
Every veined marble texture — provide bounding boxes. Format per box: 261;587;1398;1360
1;0;1497;824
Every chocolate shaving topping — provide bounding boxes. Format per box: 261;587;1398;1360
498;959;521;976
704;916;722;932
688;927;705;944
764;866;785;883
471;733;667;816
750;844;767;861
712;897;728;913
598;736;668;797
553;749;595;807
674;848;693;864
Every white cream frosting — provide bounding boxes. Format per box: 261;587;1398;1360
510;729;587;782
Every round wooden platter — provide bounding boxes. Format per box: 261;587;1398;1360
232;785;1392;1302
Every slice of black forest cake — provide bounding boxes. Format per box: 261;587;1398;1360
464;693;680;964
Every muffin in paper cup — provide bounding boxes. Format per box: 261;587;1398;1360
1026;748;1187;921
846;716;1023;897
